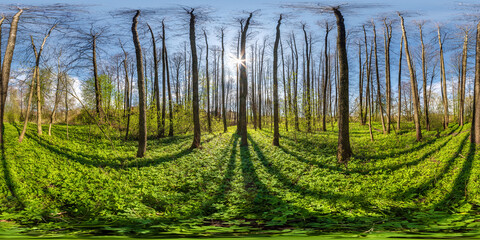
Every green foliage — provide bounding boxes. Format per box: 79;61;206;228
1;122;480;238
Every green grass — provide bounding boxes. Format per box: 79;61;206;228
1;121;480;238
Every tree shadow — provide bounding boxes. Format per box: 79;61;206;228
247;134;377;212
1;144;24;209
394;132;470;200
19;128;193;169
433;141;475;210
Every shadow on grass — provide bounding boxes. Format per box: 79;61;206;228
394;132;470;201
433;141;475;210
247;134;377;213
1;144;24;209
16;125;195;169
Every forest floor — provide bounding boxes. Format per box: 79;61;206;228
1;122;480;239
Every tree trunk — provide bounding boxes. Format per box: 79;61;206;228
459;29;468;127
238;13;253;146
273;15;282;146
49;70;62;136
204;30;211;133
132;10;147;157
358;42;364;125
373;22;386;134
221;29;227;133
384;19;392;133
438;26;449;129
0;9;23;145
418;24;430;131
302;25;311;132
471;21;480;144
399;14;422;141
323;23;331;130
333;8;352;164
92;36;105;122
397;36;403;131
146;23;161;138
164;25;174;137
189;9;201;149
18;70;36;143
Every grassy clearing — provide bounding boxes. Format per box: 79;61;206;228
1;122;480;238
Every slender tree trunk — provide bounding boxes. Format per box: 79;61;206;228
147;23;161;137
384;20;392;133
418;24;430;131
459;29;468;126
273;15;282;146
358;42;364;125
397;36;403;131
471;21;480;144
238;13;253;146
373;22;386;134
189;9;201;149
281;40;288;132
438;26;449;129
204;30;211;133
302;25;311;132
159;21;167;138
132;10;147;157
164;29;174;137
1;10;23;145
49;70;62;136
18;70;36;143
333;8;352;164
399;14;422;141
363;26;374;141
92;36;105;122
221;29;227;133
323;24;330;131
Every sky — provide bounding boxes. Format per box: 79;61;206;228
1;0;479;112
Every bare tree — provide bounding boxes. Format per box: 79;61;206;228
383;19;392;133
188;9;201;149
221;28;227;133
0;8;23;145
399;13;422;141
238;12;253;147
333;7;352;164
472;21;480;144
438;26;449;129
273;14;282;146
132;10;147;157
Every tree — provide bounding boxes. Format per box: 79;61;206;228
383;19;392;133
459;27;468;126
0;9;23;145
221;28;227;133
418;22;430;131
302;24;312;132
438;26;449;129
189;9;201;149
238;12;253;147
322;22;332;131
397;35;403;131
472;21;480;144
399;13;422;141
131;10;147;158
146;23;161;137
273;14;282;146
203;29;212;133
333;7;352;164
372;21;386;134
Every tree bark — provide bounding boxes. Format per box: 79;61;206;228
189;9;201;149
221;29;227;133
384;19;392;133
146;23;161;137
238;13;253;146
419;24;430;131
471;21;480;144
302;25;311;132
273;15;282;146
373;22;386;134
397;36;403;131
459;29;468;126
438;26;449;129
0;9;23;145
399;14;422;141
204;30;211;133
323;23;331;130
333;8;352;164
132;10;147;157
